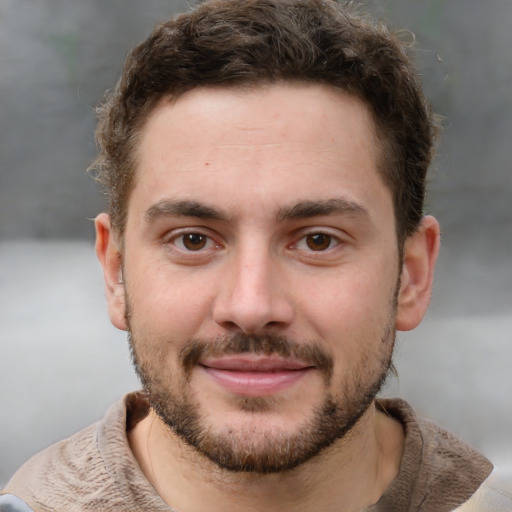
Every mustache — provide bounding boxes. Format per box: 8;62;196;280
179;333;333;381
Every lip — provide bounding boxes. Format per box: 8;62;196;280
199;355;313;396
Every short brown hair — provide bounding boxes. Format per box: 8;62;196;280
91;0;438;244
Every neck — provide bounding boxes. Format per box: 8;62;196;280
129;402;404;512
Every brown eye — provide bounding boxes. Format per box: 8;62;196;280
182;233;208;251
305;233;332;251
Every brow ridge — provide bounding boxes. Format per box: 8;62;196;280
144;197;368;225
276;198;368;222
145;199;230;223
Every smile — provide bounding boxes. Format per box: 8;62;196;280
199;355;314;396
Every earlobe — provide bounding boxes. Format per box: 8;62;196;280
395;215;440;331
95;213;128;331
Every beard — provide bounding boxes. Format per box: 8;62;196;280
127;316;396;474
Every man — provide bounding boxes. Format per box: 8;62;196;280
1;1;509;511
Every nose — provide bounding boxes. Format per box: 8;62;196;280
212;246;294;334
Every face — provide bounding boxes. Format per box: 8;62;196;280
109;84;404;472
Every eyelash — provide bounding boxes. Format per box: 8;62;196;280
165;229;343;256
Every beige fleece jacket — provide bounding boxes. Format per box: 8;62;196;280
2;393;494;512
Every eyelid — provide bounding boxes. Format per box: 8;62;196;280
293;226;345;241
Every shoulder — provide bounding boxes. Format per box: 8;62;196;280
1;397;133;512
379;398;494;479
416;415;493;474
375;398;495;512
453;467;512;512
3;420;98;484
1;422;117;511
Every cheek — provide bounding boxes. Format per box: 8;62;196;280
126;263;216;344
300;268;396;349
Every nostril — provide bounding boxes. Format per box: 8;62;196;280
216;319;242;331
215;318;289;336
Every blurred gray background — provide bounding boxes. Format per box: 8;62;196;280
1;0;511;485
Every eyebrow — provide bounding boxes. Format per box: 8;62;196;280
144;197;368;225
276;198;369;222
145;199;231;223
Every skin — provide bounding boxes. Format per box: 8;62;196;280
96;83;440;512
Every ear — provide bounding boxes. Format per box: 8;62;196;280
95;213;128;331
395;215;440;331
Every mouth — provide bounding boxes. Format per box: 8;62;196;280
199;355;314;397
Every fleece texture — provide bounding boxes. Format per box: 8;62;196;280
2;393;493;512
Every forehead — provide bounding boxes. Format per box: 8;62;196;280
129;83;391;226
140;83;380;163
